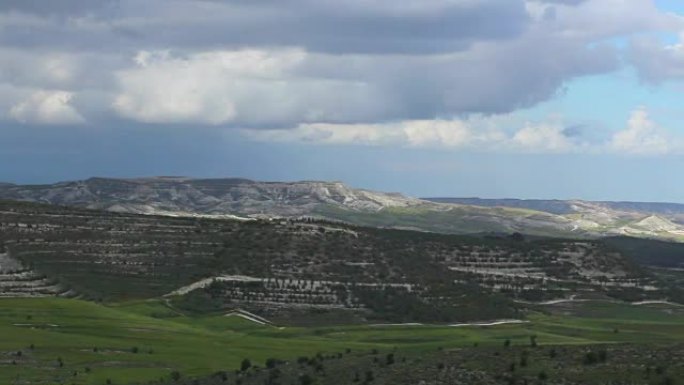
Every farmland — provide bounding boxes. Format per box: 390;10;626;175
1;297;684;384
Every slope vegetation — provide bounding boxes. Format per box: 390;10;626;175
0;200;676;325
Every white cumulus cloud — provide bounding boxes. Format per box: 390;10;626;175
9;90;84;125
112;49;393;126
512;123;576;152
246;107;684;156
609;107;676;155
244;116;578;153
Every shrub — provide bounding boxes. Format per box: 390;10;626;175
583;351;598;365
241;358;252;372
549;348;557;359
170;371;181;382
299;374;314;385
386;353;395;365
265;358;279;369
598;349;607;363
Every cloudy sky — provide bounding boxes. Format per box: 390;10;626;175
2;0;684;201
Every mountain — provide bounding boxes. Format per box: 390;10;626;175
0;177;420;216
2;177;684;241
425;197;684;240
426;197;684;219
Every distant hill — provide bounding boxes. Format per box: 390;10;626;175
0;177;420;216
2;177;684;241
426;197;684;218
425;198;577;215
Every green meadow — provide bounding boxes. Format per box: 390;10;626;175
1;298;684;384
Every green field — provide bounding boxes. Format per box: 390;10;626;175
2;298;684;384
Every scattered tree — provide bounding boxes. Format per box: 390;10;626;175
386;353;395;365
170;371;181;382
299;374;314;385
241;358;252;372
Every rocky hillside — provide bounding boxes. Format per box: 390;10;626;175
430;197;684;219
429;198;684;240
0;177;420;216
2;177;684;240
1;200;679;323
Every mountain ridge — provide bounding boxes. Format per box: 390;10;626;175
2;177;684;241
426;197;684;217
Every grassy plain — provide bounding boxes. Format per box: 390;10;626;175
1;298;684;384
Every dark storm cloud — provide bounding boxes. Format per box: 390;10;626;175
0;0;529;54
194;0;530;54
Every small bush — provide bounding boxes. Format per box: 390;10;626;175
240;358;252;372
170;371;181;381
299;374;314;385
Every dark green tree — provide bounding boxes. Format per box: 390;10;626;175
241;358;252;372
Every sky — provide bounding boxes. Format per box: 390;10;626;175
2;0;684;201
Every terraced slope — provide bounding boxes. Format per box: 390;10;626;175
0;200;676;323
0;201;226;300
0;253;66;298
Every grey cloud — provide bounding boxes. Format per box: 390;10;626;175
105;36;618;128
0;0;530;54
0;0;677;128
533;0;588;5
0;0;117;16
562;124;585;138
561;123;607;144
0;49;125;90
629;37;684;83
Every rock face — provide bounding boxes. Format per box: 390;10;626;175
0;177;421;217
